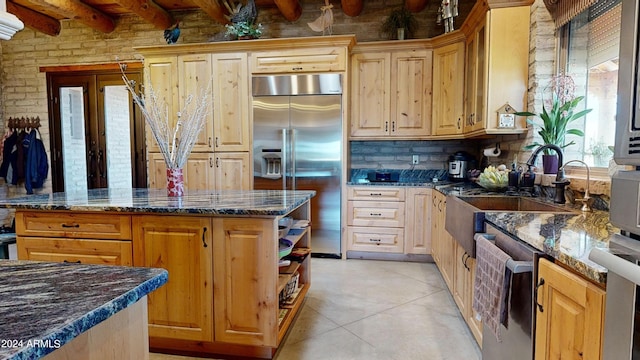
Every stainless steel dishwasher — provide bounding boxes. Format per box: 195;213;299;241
476;224;547;360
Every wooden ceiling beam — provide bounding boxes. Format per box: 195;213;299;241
341;0;363;17
189;0;228;24
273;0;301;21
111;0;174;29
24;0;115;33
405;0;428;12
7;1;61;36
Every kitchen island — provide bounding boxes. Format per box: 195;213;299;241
0;189;315;359
0;260;167;360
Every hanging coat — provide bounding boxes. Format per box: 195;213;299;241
24;129;48;194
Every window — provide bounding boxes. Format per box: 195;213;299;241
561;0;621;168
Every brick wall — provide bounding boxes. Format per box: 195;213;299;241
350;140;482;170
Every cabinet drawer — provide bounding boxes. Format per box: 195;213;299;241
347;201;404;227
17;237;133;266
250;47;347;73
16;211;132;240
347;186;405;201
347;227;404;253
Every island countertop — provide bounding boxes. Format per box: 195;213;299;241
0;260;168;360
0;189;316;216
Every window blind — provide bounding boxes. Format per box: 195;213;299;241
544;0;597;28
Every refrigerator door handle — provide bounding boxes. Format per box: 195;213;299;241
281;128;287;190
291;128;297;190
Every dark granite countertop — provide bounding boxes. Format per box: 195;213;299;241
0;188;316;216
347;169;451;187
0;261;167;360
436;183;615;284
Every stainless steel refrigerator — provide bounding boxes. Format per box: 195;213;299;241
252;74;342;257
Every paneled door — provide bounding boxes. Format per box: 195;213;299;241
47;69;146;192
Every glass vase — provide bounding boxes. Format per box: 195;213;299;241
166;168;184;197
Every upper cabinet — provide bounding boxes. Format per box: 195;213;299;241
461;4;531;136
432;37;465;137
350;41;433;139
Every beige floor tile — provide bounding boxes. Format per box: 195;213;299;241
150;258;481;360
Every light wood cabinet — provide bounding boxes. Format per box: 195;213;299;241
432;41;465;137
535;258;605;360
250;46;347;73
133;215;214;342
431;190;455;291
148;152;251;191
431;190;482;345
178;54;215;151
405;187;432;255
15;211;133;266
461;5;530;136
350;44;432;139
347;186;406;254
212;52;250;152
144;50;251;191
212;217;277;346
17;237;133;266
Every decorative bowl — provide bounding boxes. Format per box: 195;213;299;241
278;217;293;238
279;238;294;259
477;178;508;191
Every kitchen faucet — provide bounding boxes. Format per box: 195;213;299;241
560;160;592;212
526;144;570;204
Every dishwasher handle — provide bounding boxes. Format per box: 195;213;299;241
474;233;534;274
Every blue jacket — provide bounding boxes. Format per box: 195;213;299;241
24;129;48;194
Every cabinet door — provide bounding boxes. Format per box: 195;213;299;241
346;226;404;253
144;57;178;153
212;53;250;152
212;218;277;347
453;243;469;316
430;192;441;264
465;257;483;345
133;216;213;342
350;52;391;137
464;20;487;134
17;237;132;266
405;188;432;254
535;258;605;360
432;191;454;291
432;42;465;136
250;47;347;73
148;152;214;190
213;152;251;190
391;50;432;137
178;54;214;152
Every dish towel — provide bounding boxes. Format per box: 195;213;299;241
472;234;513;342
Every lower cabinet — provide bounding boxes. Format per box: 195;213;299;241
346;186;432;256
535;258;605;360
148;152;251;191
431;190;482;346
17;237;132;266
132;216;214;342
211;217;278;347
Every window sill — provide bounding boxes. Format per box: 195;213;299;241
538;173;611;196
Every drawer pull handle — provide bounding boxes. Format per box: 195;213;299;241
369;238;381;243
202;227;208;248
370;213;382;216
369;193;382;196
61;223;80;228
292;67;303;71
535;278;545;313
63;260;81;264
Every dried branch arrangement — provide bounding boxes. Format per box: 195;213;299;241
120;65;210;169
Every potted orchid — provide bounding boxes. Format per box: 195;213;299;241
515;74;592;174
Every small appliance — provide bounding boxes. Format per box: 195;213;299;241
448;151;477;181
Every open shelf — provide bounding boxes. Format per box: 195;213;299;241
277;283;310;342
283;227;309;247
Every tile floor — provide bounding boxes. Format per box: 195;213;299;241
150;259;481;360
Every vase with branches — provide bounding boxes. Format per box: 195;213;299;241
120;64;210;196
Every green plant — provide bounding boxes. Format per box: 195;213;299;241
225;21;263;39
515;74;592;154
380;7;417;39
